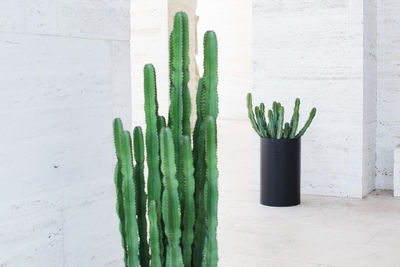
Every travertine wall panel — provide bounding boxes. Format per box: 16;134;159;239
0;0;130;265
376;0;400;190
253;0;366;197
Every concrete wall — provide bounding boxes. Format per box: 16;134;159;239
131;0;169;126
0;0;131;266
377;0;400;190
394;145;400;196
363;0;377;195
253;0;367;197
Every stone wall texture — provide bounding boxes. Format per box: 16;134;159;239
377;0;400;190
0;0;131;265
253;0;366;197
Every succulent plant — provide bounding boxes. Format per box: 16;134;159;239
113;11;219;267
247;92;316;139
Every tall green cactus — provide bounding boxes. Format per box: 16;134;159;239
133;127;149;267
204;116;218;267
149;200;161;267
160;127;184;267
182;136;195;267
192;79;207;267
113;119;127;266
143;64;163;258
121;131;140;267
112;11;219;267
169;12;190;206
202;31;219;119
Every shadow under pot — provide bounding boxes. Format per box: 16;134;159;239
260;137;301;207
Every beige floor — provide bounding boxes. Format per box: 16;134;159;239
218;120;400;267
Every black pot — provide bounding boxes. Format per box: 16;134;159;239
260;137;301;207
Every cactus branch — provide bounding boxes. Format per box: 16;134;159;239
205;116;219;267
160;127;184;267
121;131;140;267
296;107;317;138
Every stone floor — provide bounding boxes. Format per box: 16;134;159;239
219;190;400;267
217;120;400;267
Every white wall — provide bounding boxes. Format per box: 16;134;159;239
377;0;400;190
253;0;368;198
0;0;131;266
363;0;377;195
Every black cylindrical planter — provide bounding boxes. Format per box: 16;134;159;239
260;137;301;207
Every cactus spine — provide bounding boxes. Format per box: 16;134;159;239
246;93;316;139
113;11;219;267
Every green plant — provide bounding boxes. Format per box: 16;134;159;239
113;11;219;267
247;92;316;139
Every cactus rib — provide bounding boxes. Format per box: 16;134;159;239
160;127;184;267
149;200;161;267
182;136;195;267
205;116;219;267
133;127;149;267
112;118;127;266
121;131;140;267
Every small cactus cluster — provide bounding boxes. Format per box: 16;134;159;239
247;93;316;139
113;12;219;267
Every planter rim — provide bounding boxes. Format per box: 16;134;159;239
260;137;301;143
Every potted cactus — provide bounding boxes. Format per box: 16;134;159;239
247;93;316;207
113;12;219;267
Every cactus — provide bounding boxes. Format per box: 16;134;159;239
182;136;195;267
169;12;190;205
112;11;219;267
283;122;290;139
296;108;317;138
289;98;300;139
113;119;127;266
149;200;161;267
160;127;184;267
192;79;207;267
246;93;263;136
246;93;316;139
201;31;219;119
143;64;164;261
121;131;140;267
204;116;218;267
267;110;275;138
133;127;149;267
276;106;284;139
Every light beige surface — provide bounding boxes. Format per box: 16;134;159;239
218;120;400;267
